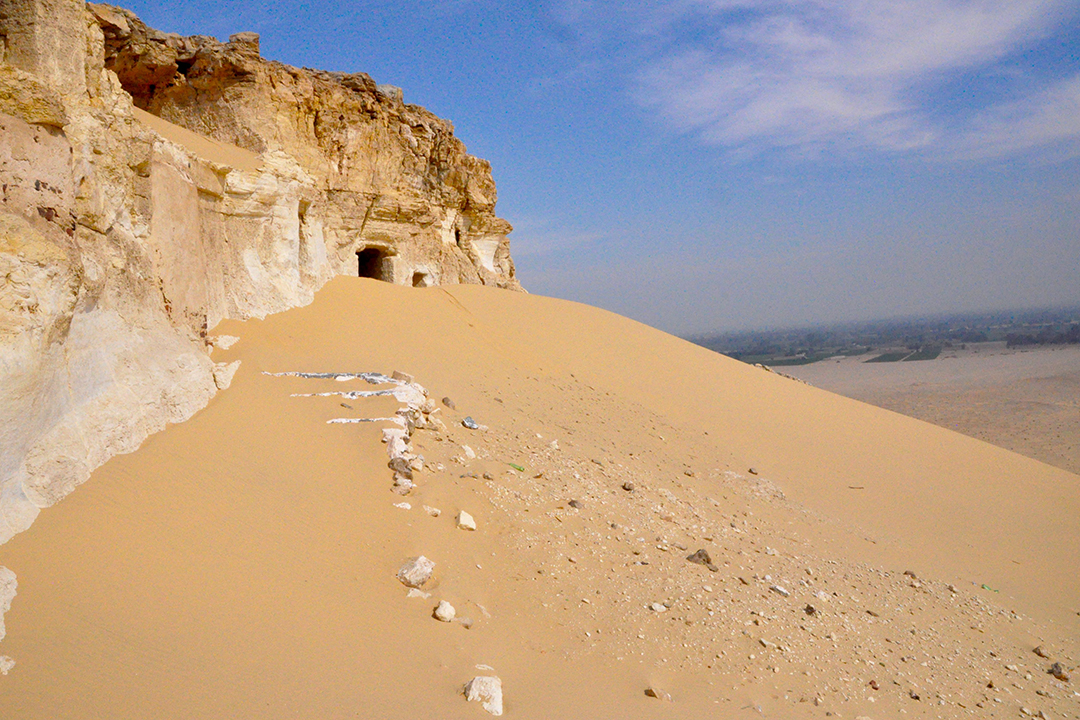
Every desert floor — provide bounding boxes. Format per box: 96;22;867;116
786;343;1080;476
1;279;1077;719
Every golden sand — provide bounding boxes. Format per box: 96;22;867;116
1;278;1076;718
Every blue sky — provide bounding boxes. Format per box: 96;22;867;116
122;0;1080;333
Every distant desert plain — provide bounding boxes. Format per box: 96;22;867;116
786;342;1080;477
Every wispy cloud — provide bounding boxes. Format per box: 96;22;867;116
553;0;1080;158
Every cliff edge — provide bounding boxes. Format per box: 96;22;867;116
0;0;520;542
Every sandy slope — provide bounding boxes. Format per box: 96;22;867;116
1;278;1077;719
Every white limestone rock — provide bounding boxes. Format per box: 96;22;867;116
464;675;503;716
397;556;435;588
0;566;15;642
434;600;456;622
457;511;477;531
212;360;241;390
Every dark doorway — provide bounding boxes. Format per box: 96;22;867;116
356;248;386;280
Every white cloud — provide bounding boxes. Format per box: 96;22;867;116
563;0;1079;157
958;74;1080;159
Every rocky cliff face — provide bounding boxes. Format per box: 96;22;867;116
0;0;520;543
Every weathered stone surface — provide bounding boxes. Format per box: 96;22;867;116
0;0;520;543
397;556;435;588
464;675;503;716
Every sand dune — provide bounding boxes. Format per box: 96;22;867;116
1;278;1076;718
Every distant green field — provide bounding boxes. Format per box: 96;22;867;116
864;352;911;363
902;348;942;361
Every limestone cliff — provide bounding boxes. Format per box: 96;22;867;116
0;0;520;542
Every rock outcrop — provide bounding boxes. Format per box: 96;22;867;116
0;0;520;542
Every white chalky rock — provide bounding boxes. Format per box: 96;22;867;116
397;556;435;588
464;675;503;716
462;445;477;460
393;502;412;510
649;602;668;612
549;439;559;450
431;418;448;432
0;656;13;675
434;600;456;622
406;588;431;599
209;334;240;350
424;506;442;517
212;360;241;389
0;567;16;642
457;511;477;531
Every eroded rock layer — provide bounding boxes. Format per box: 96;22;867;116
0;0;520;542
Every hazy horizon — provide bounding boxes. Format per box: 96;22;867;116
119;0;1080;335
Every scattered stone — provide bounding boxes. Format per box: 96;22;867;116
649;602;668;613
904;570;918;579
908;689;921;700
434;600;456;622
423;505;441;517
549;439;559;450
391;370;414;384
397;556;435;588
464;676;503;716
430;417;448;432
644;687;671;701
409;457;424;473
769;585;790;598
748;468;758;475
483;472;494;480
388;457;413;480
462;416;479;430
442;396;457;410
804;604;817;616
0;656;14;675
621;481;635;492
393;502;412;510
421;398;438;414
407;588;431;599
457;511;477;531
869;679;880;690
1033;645;1049;658
1048;662;1069;682
568;499;583;509
685;549;719;572
462;445;477;460
461;472;478;479
684;470;694;477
